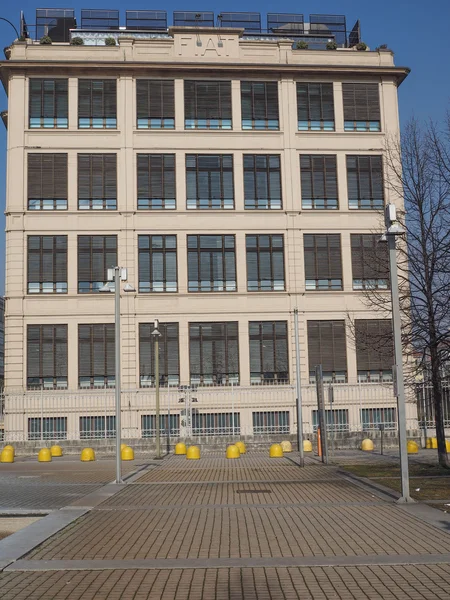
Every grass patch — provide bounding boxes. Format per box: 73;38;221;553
340;463;450;479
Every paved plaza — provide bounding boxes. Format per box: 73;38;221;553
0;450;450;598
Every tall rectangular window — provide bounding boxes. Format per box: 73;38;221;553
307;320;347;383
138;235;177;293
304;234;342;290
252;411;289;434
28;236;67;294
297;83;334;131
27;325;68;389
29;79;68;128
28;417;67;441
246;235;285;291
28;154;68;210
78;236;117;293
136;79;174;129
347;155;384;210
186;154;234;209
249;321;289;384
241;81;279;130
184;80;232;129
139;323;180;387
343;83;380;132
137;154;175;210
243;155;282;209
312;409;349;432
355;319;393;382
78;154;117;210
80;416;116;439
78;324;115;388
189;322;239;385
300;155;338;209
78;79;117;128
187;235;236;292
351;234;389;289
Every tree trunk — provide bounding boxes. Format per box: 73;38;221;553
430;345;450;468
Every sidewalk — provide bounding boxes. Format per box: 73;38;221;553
1;451;450;598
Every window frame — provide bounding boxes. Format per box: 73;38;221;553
27;153;68;211
27;236;68;294
189;321;240;386
137;153;176;210
139;322;180;388
303;234;342;290
29;78;68;129
241;81;279;130
300;154;338;210
347;155;384;210
246;234;285;292
78;153;117;211
343;83;381;132
27;324;68;390
78;324;115;389
136;79;175;129
307;320;347;383
187;235;237;293
243;154;282;210
351;234;389;290
78;79;117;129
77;235;117;294
296;82;334;132
249;321;289;384
184;80;232;130
138;235;178;293
186;154;234;210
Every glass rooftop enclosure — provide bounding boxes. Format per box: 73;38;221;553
20;9;361;49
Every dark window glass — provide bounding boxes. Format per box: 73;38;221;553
241;81;279;130
187;235;236;292
80;415;116;439
307;320;347;383
139;322;180;387
300;155;338;210
304;234;342;290
78;79;117;129
28;417;67;440
184;80;232;129
136;79;174;129
78;236;117;293
246;234;285;291
189;322;239;385
78;324;115;389
186;154;234;209
27;325;68;389
138;235;177;292
27;154;68;210
29;79;68;128
252;411;289;434
351;234;389;289
249;321;289;384
347;155;384;210
78;154;117;210
355;319;394;382
343;83;380;132
137;154;175;210
244;155;282;209
297;83;334;131
27;236;67;294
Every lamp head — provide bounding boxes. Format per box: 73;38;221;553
123;283;136;292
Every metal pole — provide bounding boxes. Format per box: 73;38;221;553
294;309;305;466
155;333;160;458
231;381;235;437
167;381;171;454
387;234;412;502
114;267;122;484
315;365;328;464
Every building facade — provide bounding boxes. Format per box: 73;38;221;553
0;11;414;442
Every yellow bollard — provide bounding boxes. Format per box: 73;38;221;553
50;445;63;457
303;440;313;452
0;448;14;463
120;443;128;451
269;443;283;458
121;446;134;461
431;437;438;449
407;440;419;454
425;437;432;449
175;442;187;455
446;440;450;453
186;445;200;460
226;444;240;459
280;440;292;453
38;448;52;462
361;439;374;452
235;441;246;454
80;448;95;462
3;445;14;457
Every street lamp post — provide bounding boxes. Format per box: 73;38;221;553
152;319;162;459
100;267;135;484
384;204;413;503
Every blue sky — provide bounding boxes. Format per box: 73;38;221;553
0;0;449;295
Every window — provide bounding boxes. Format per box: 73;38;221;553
307;320;347;382
139;322;180;387
78;324;115;389
297;83;334;131
80;416;116;439
347;156;384;210
355;319;393;382
351;234;389;289
28;154;68;210
249;321;289;384
188;235;236;292
300;155;338;209
304;234;342;290
136;79;174;129
138;236;177;293
27;325;68;389
244;155;282;209
184;80;232;129
142;414;180;438
241;81;279;130
78;79;117;128
28;417;67;441
312;409;349;432
29;79;68;128
78;236;117;293
343;83;380;132
78;154;117;210
27;236;67;294
192;413;240;436
189;322;239;385
246;234;285;291
137;154;175;210
252;411;289;434
186;154;234;209
361;408;397;430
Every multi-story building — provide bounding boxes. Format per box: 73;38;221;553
0;9;414;443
